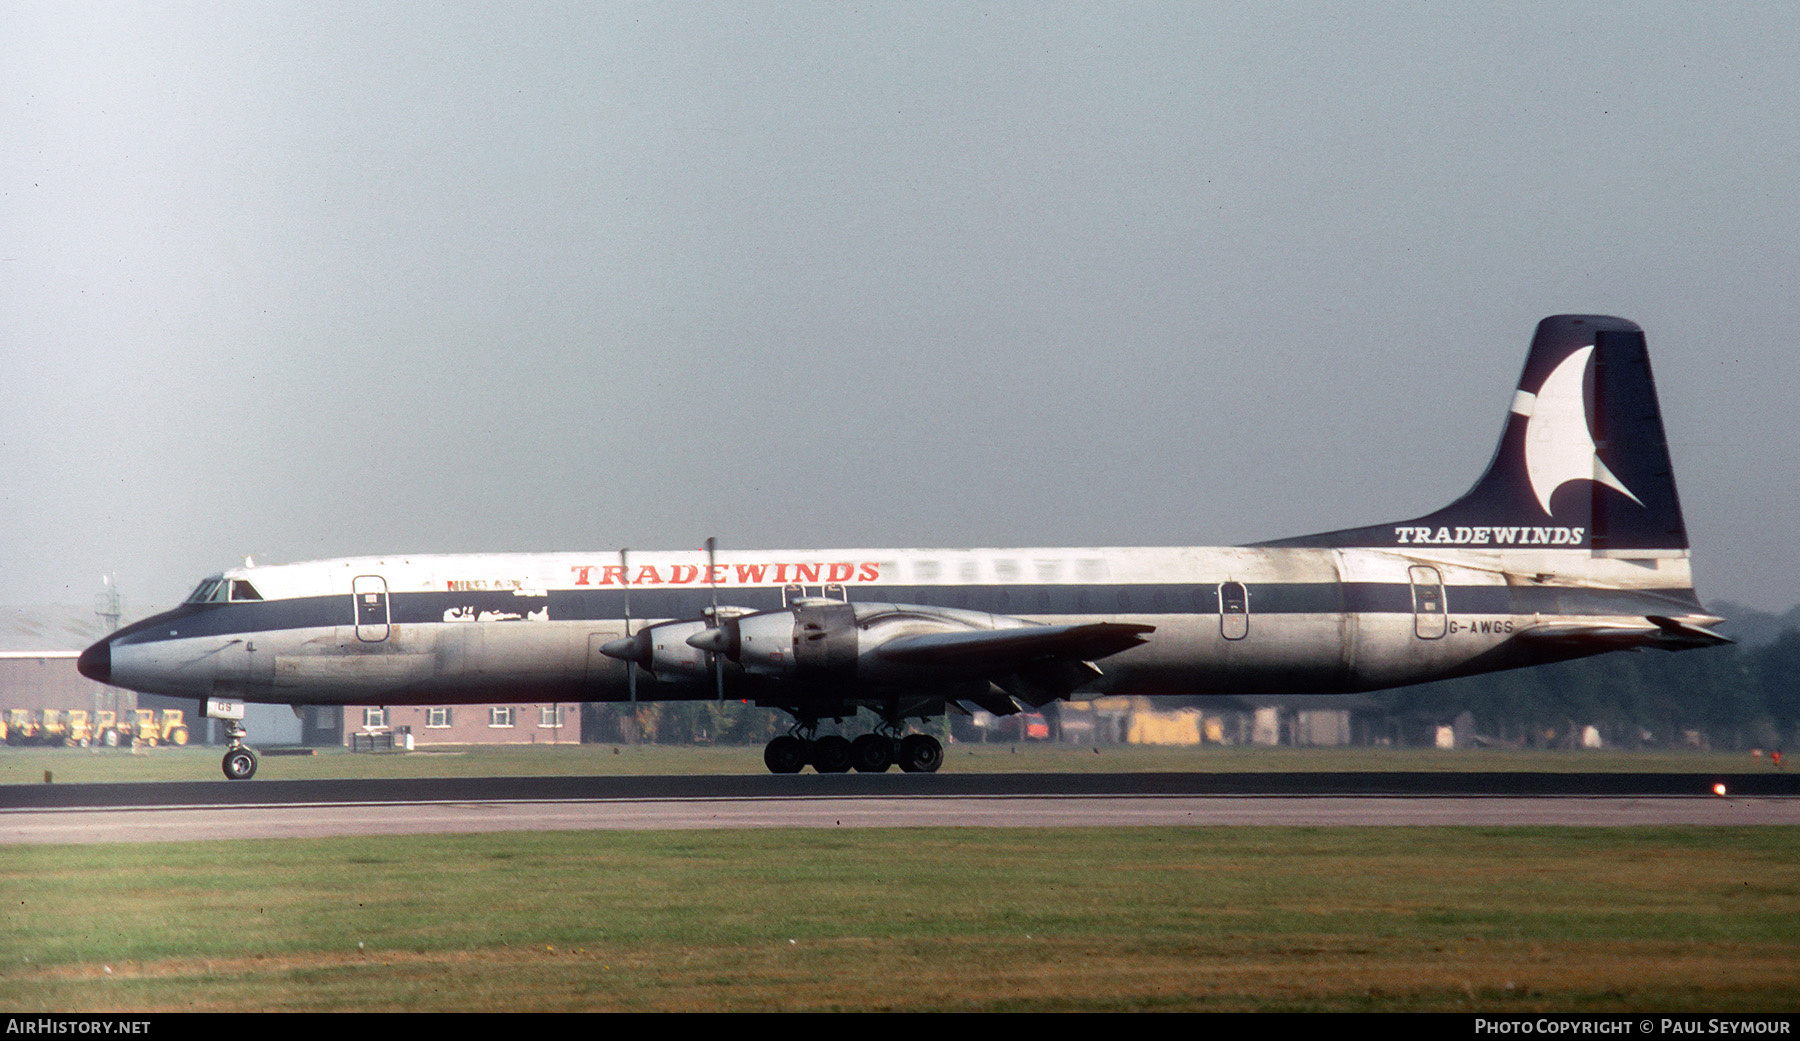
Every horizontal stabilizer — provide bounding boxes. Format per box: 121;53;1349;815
1515;615;1731;651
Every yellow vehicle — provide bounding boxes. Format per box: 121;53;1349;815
95;709;121;747
125;708;161;747
63;710;94;746
5;709;40;746
38;710;71;746
158;709;190;746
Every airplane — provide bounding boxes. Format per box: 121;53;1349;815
78;315;1727;780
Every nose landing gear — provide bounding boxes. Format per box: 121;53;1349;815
220;720;257;780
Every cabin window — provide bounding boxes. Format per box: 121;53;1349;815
185;578;225;604
229;580;263;601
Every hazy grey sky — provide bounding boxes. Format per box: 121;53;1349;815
4;2;1796;618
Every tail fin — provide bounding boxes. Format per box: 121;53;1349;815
1262;315;1689;553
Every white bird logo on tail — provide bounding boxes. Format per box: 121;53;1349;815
1510;345;1642;516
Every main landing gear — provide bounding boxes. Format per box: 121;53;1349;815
221;720;257;780
763;725;943;775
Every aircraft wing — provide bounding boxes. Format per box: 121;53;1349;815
872;620;1155;715
872;621;1155;671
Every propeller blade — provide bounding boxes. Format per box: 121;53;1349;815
621;548;635;705
706;537;723;702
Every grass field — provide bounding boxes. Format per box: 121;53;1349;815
6;744;1794;1011
4;827;1797;1012
1;741;1787;785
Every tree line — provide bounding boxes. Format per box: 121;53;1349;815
1372;629;1800;750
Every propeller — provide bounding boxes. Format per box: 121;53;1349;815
707;537;723;702
598;549;640;703
622;548;635;704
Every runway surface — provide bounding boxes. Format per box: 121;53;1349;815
4;773;1798;843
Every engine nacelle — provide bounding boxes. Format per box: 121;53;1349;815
600;618;714;683
645;618;713;680
720;601;1027;684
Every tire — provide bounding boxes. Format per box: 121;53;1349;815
850;734;894;773
764;736;807;774
810;735;852;774
899;734;944;773
222;748;258;781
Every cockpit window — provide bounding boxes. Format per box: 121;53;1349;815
183;577;260;604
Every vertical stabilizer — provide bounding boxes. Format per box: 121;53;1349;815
1261;315;1689;553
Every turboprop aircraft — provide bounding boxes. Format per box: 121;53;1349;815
78;316;1726;780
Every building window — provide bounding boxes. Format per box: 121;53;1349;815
489;707;515;728
538;705;564;728
427;707;453;728
362;707;387;729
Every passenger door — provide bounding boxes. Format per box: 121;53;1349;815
1408;566;1446;639
353;575;391;642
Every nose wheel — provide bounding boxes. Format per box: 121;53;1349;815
221;721;258;780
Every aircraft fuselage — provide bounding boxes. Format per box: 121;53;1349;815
89;542;1703;709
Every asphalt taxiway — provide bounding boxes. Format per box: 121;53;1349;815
3;772;1797;844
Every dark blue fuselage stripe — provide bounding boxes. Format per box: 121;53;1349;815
112;582;1702;646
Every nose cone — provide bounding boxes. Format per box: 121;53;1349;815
77;637;112;684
